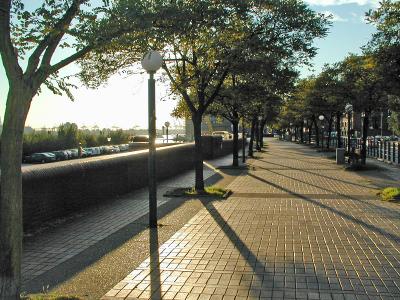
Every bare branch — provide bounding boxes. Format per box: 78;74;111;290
163;63;197;114
0;0;23;80
26;0;83;75
49;46;93;73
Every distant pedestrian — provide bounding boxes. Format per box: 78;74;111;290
78;143;83;158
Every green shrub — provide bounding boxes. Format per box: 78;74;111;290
379;187;400;202
186;186;228;197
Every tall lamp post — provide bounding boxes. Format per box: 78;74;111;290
141;50;163;228
345;103;353;154
319;115;325;151
164;121;170;143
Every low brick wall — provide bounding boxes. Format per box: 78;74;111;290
22;138;241;229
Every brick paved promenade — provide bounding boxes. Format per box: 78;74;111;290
103;140;400;300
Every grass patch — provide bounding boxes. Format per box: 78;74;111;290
164;186;230;198
186;186;227;197
378;187;400;202
21;295;81;300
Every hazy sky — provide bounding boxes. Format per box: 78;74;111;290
0;0;378;129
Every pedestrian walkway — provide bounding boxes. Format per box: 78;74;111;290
22;153;240;292
103;139;400;300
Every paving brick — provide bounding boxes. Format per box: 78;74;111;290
26;140;400;299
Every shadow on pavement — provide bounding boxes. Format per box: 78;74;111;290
23;197;185;294
253;157;374;190
23;167;226;294
254;164;400;220
247;172;400;244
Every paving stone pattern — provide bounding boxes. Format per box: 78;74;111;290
103;140;400;299
22;156;228;285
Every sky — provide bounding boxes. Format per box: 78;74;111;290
0;0;378;130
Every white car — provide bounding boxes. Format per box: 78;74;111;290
212;131;233;140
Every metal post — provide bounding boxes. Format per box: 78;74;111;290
242;118;246;163
380;111;383;137
148;72;157;228
347;112;351;154
166;126;169;143
321;126;324;151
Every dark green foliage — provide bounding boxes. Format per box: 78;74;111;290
22;124;130;155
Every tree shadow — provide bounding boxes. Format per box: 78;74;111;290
247;172;400;243
251;158;373;190
22;197;188;294
252;165;400;219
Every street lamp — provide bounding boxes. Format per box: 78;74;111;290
164;121;170;143
319;115;325;151
345;103;353;154
141;50;163;228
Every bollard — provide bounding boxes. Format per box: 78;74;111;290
336;148;345;165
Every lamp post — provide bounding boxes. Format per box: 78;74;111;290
319;115;325;151
141;50;163;228
164;121;170;143
345;103;353;154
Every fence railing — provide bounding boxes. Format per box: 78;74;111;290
290;134;400;165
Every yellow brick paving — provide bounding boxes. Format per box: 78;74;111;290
103;140;400;300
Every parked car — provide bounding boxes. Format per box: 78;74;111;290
91;147;101;155
101;145;113;154
111;145;120;153
67;149;79;159
83;148;94;157
118;144;129;151
25;152;56;163
212;131;233;139
51;150;69;161
131;135;149;143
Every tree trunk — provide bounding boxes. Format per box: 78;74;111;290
248;117;256;157
255;120;260;151
232;118;239;167
192;114;204;191
308;125;312;144
361;112;370;165
328;117;333;150
313;117;319;146
0;85;32;299
336;112;342;148
242;118;246;163
300;125;304;143
259;120;266;148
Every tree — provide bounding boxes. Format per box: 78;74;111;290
284;77;317;145
310;65;350;149
339;54;387;164
0;1;155;297
79;0;329;192
365;0;400;96
57;122;80;149
365;0;400;136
